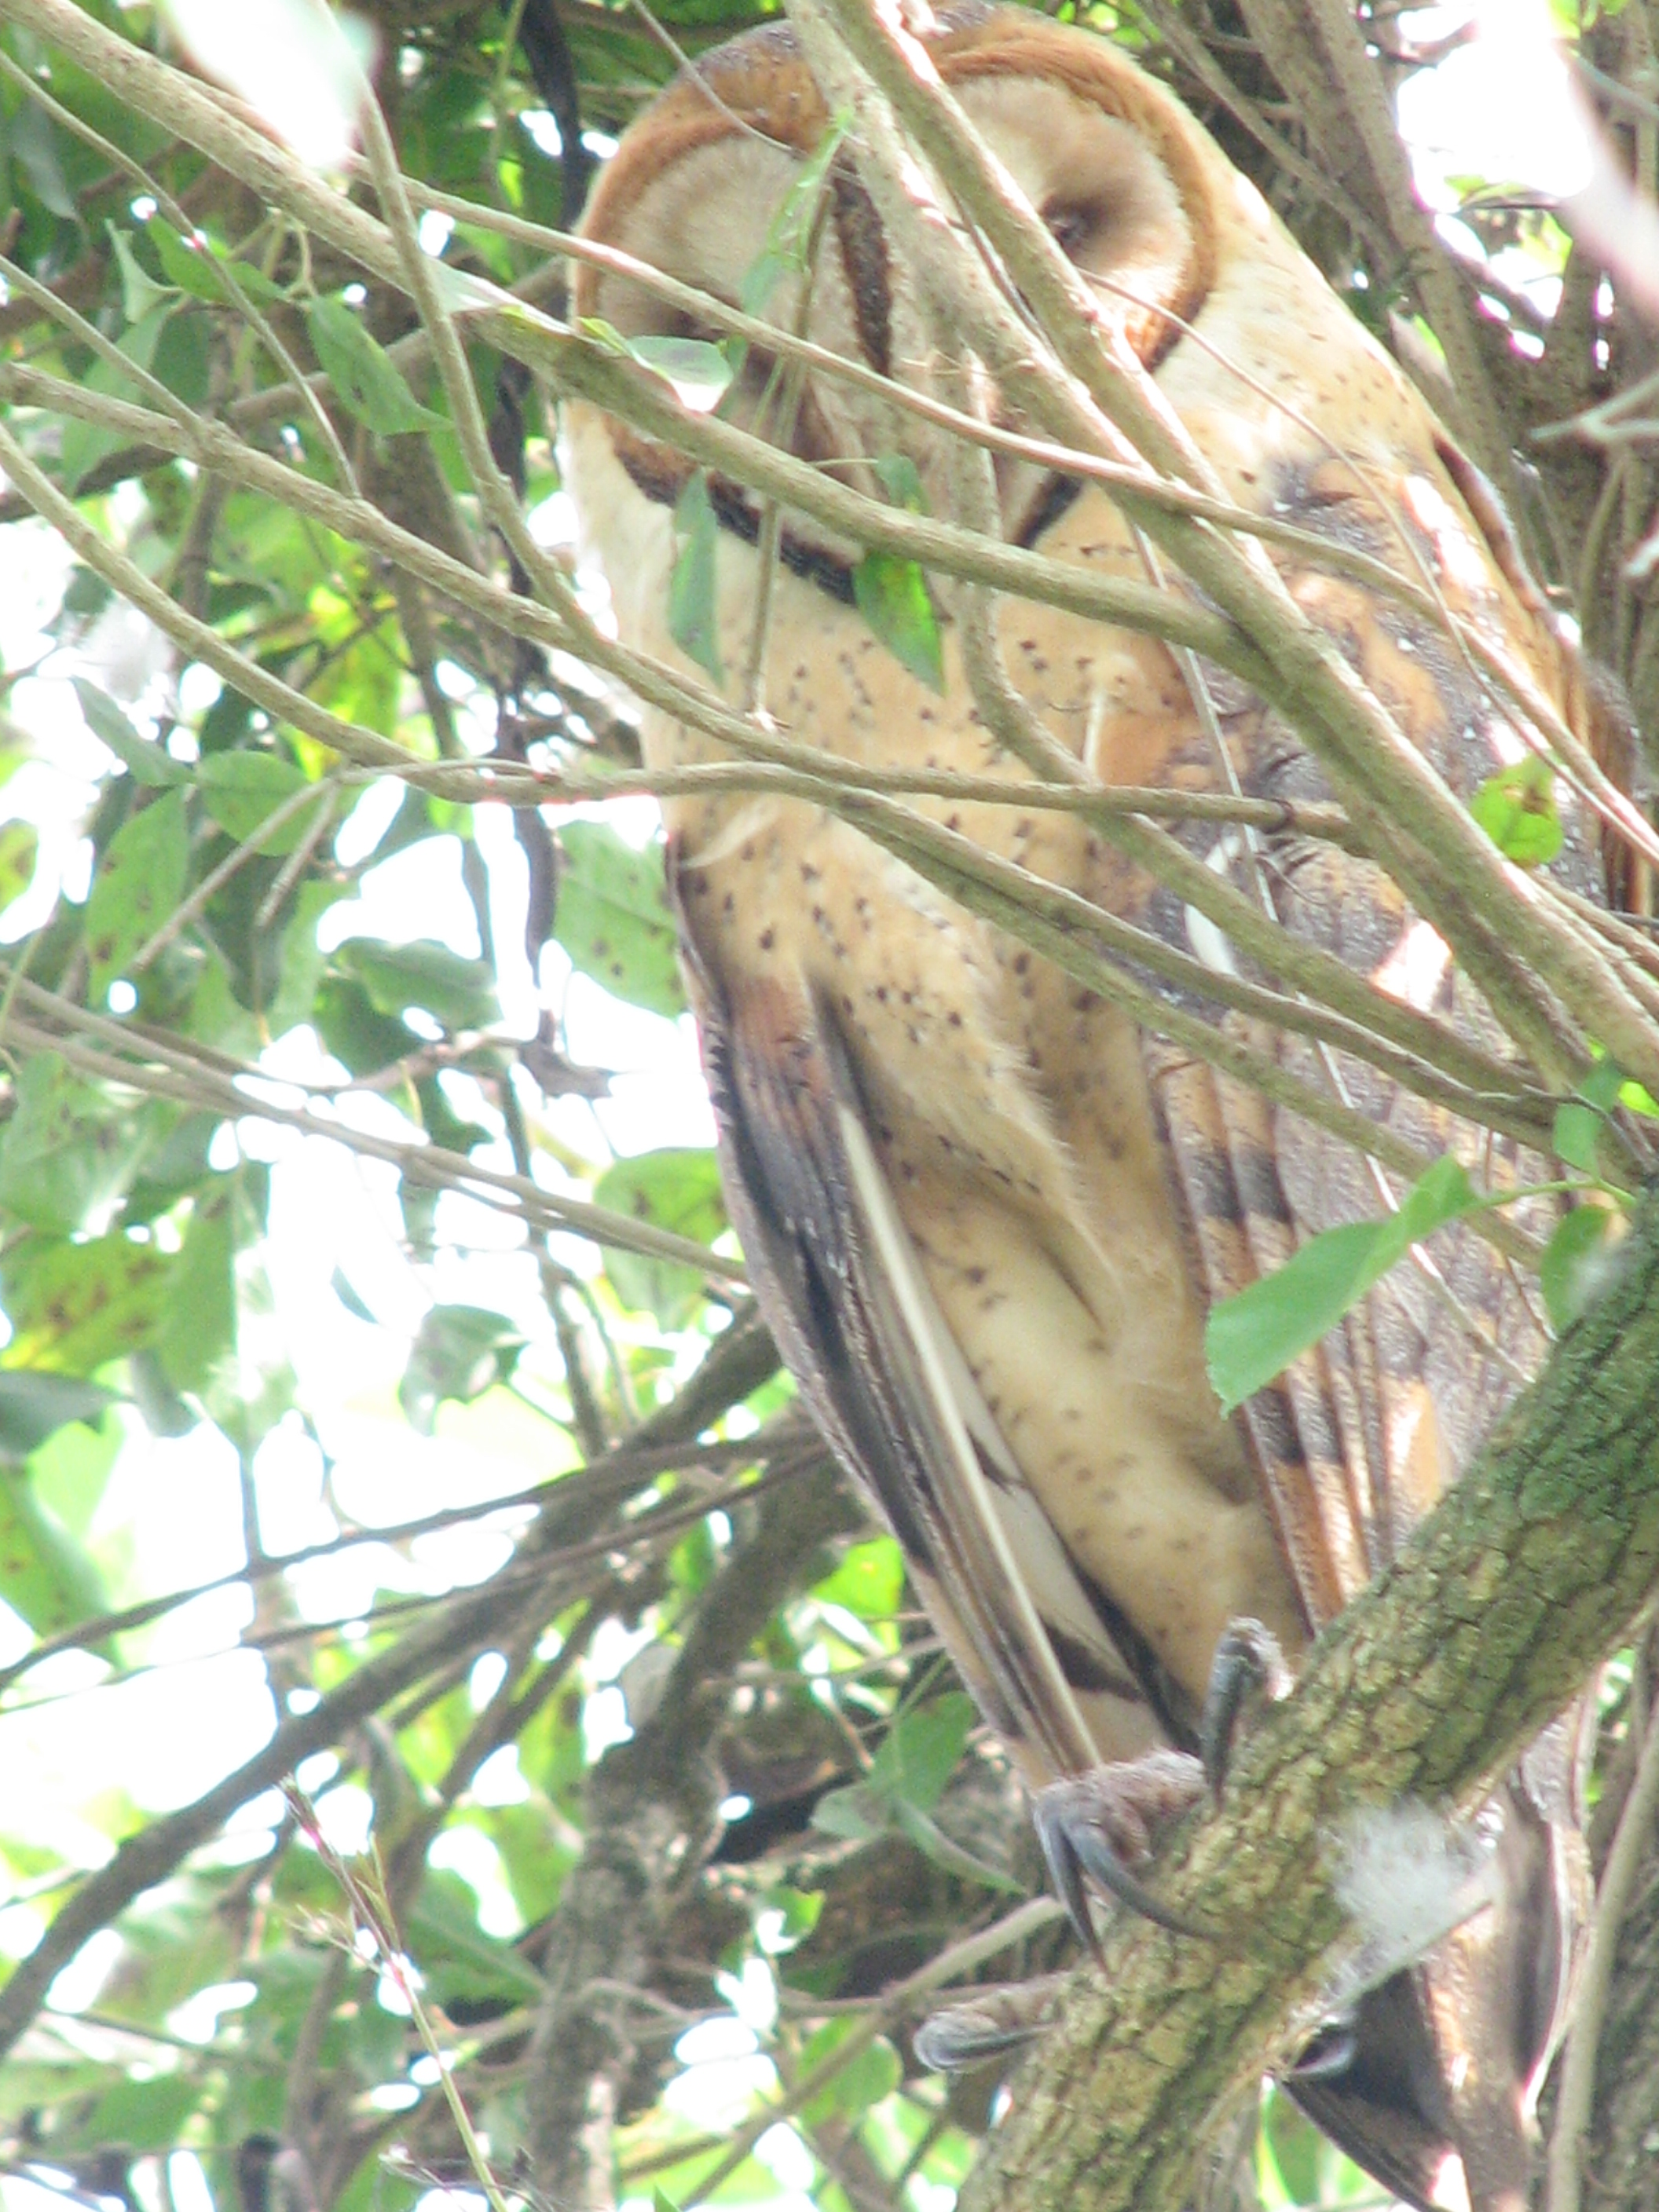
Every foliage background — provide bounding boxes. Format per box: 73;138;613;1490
0;5;1653;2212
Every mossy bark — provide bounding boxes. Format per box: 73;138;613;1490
963;1200;1659;2212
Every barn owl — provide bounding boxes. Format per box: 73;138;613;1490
562;9;1615;2206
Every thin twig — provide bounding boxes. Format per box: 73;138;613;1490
1546;1684;1659;2212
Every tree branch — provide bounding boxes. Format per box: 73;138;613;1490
960;1196;1659;2212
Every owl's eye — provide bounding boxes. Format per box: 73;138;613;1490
1040;200;1096;263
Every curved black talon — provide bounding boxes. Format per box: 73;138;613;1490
1032;1752;1207;1948
1199;1616;1293;1799
913;1976;1068;2072
1288;2022;1361;2082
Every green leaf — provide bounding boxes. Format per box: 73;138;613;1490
1540;1204;1617;1331
799;2020;902;2123
1580;1055;1626;1110
0;1468;108;1638
11;101;75;219
399;1305;526;1434
79;2073;204;2154
108;224;174;321
668;469;723;683
890;1796;1023;1890
0;1232;174;1375
1206;1155;1478;1412
1469;755;1563;867
1552;1058;1625;1177
554;821;685;1019
157;1177;237;1393
196;749;316;853
852;553;943;692
813;1536;904;1623
739;111;850;315
0;821;38;913
266;877;350;1041
483;1801;579;1926
338;938;500;1031
1553;1101;1603;1176
305;295;444;435
24;1397;123;1540
593;1149;727;1327
0;1055;167;1233
626;334;733;408
813;1694;1005;1882
85;789;189;1001
145;217;233;303
0;1373;115;1465
123;1110;220;1223
811;1782;884;1843
60;298;176;492
755;1884;822;1951
870;453;926;511
866;1692;975;1816
1258;2083;1327;2209
405;1870;545;2003
576;315;632;356
73;679;189;786
331;1269;377;1323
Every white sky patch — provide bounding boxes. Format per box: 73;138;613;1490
167;2152;214;2212
755;2126;817;2194
335;778;408;869
470;1744;530;1807
1371;918;1453;1013
427;1822;522;1937
156;0;374;170
0;1646;276;1823
319;835;484;961
1398;3;1592;207
309;1782;374;1856
166;1978;258;2045
44;1926;123;2016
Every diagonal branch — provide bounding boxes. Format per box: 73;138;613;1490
960;1197;1659;2212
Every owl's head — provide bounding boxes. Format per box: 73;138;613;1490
572;6;1228;544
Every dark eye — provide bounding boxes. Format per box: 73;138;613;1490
1042;202;1093;262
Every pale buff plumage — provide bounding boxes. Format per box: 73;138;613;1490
563;17;1613;2205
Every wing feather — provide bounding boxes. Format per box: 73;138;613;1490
674;884;1154;1782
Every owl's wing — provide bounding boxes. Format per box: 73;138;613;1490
674;883;1170;1789
1133;448;1618;1616
1125;452;1607;2211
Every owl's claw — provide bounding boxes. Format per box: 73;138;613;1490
1032;1621;1294;1946
1031;1748;1207;1949
1199;1617;1294;1799
1288;2020;1360;2082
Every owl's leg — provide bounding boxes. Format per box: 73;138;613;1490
913;1749;1206;2075
1031;1747;1207;1949
917;1624;1287;2071
1031;1617;1295;1956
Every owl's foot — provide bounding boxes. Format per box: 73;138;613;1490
911;1973;1068;2071
1032;1747;1207;1948
1033;1618;1294;1950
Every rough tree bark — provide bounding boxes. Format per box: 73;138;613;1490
958;1199;1659;2212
